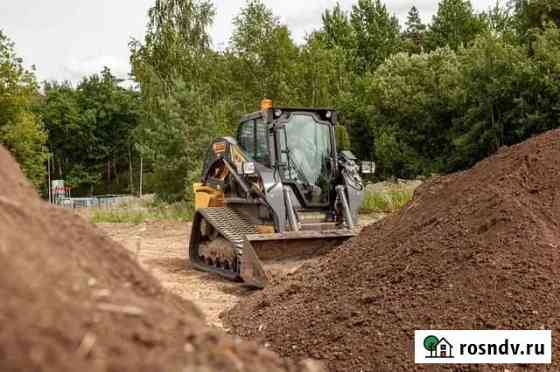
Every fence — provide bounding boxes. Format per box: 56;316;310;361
57;195;136;209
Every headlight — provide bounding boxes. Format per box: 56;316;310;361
242;161;256;175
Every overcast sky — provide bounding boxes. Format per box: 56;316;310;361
0;0;495;84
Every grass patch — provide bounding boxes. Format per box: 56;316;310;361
90;201;193;224
361;190;413;214
90;190;413;223
149;201;193;221
91;209;148;224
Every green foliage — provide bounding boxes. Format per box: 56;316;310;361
1;111;48;187
357;21;560;178
362;48;461;177
336;125;351;151
406;6;426;35
25;0;560;205
131;0;302;202
483;0;516;38
91;209;148;224
0;30;47;188
450;34;534;168
294;34;350;107
90;200;193;224
526;0;560;29
425;0;487;50
41;69;141;195
230;1;299;103
133;0;215;87
131;0;238;202
403;6;427;53
362;189;413;213
135;80;215;201
350;0;402;73
320;3;355;50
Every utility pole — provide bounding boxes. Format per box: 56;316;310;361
139;156;143;198
47;153;52;204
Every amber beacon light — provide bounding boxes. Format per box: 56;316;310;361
260;99;273;111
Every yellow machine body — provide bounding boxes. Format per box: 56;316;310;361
193;183;224;210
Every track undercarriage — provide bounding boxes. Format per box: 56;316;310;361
188;207;358;288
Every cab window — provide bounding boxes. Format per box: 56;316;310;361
238;120;255;158
255;120;269;163
237;119;269;164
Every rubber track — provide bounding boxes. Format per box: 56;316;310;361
189;207;257;280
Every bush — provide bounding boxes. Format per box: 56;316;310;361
361;189;413;213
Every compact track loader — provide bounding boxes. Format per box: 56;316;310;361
188;100;373;288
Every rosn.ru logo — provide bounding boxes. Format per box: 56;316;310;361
424;335;454;358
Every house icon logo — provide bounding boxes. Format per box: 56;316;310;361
423;335;454;358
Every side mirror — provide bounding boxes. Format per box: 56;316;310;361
360;161;376;175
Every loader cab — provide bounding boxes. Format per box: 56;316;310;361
272;108;337;209
236;104;338;210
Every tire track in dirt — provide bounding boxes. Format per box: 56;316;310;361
99;215;384;329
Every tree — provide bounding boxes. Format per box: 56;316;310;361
406;6;425;34
359;48;461;177
41;69;141;195
130;0;219;201
403;6;427;53
41;82;81;181
526;0;560;28
425;0;487;51
130;0;214;89
350;0;402;73
483;0;516;37
450;34;534;169
292;33;350;107
134;80;215;200
320;3;355;50
0;30;47;188
1;111;48;186
511;0;560;43
122;0;560;193
229;0;298;104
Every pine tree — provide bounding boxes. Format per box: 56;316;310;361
404;6;427;53
406;6;426;34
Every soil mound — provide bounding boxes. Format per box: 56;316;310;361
224;129;560;371
0;146;317;372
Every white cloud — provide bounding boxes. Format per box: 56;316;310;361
63;55;131;83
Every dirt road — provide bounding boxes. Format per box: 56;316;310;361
98;216;382;329
98;221;247;329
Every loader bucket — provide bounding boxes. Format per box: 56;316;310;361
239;240;269;289
240;229;360;287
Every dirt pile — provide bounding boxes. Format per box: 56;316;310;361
0;146;318;372
224;129;560;371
